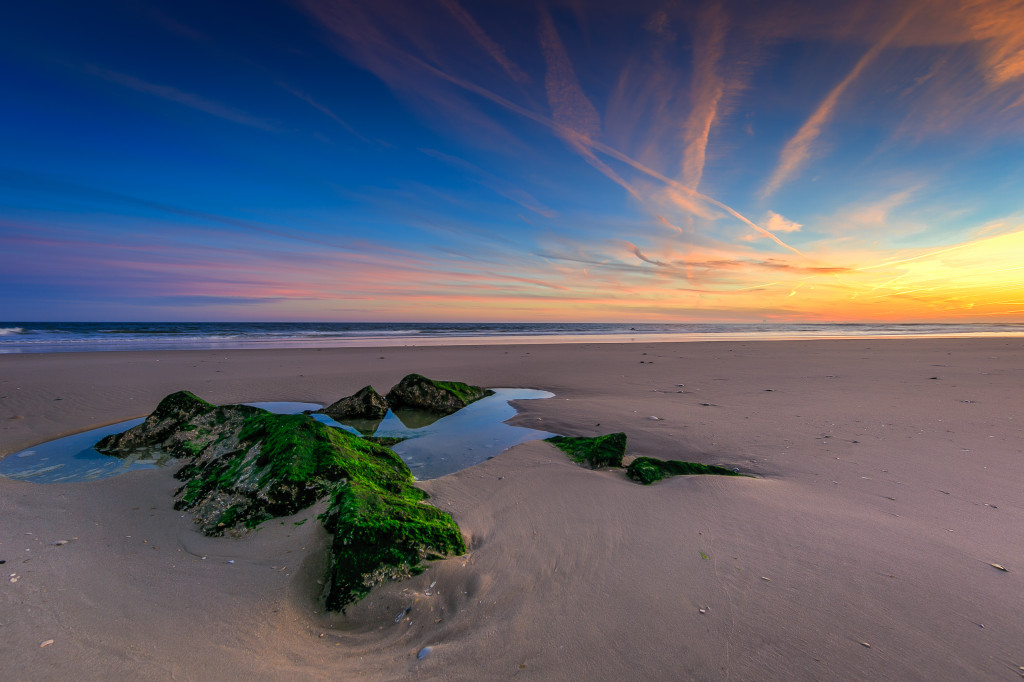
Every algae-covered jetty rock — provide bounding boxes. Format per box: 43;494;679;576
315;385;389;421
96;390;464;610
386;373;494;415
546;433;626;468
626;456;742;485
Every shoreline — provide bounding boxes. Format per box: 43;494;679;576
4;324;1024;355
3;337;1023;679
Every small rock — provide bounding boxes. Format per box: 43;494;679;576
860;641;871;648
990;563;1008;572
417;646;432;659
53;540;68;546
40;640;54;648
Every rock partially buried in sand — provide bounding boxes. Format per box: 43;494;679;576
385;374;494;415
626;456;743;485
95;390;465;611
545;433;627;469
315;385;389;421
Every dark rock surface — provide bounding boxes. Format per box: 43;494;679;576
385;373;493;415
96;390;217;456
315;385;388;421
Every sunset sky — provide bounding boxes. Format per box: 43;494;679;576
2;0;1023;322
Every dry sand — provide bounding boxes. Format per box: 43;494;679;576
1;338;1022;680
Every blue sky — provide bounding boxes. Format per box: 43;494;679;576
2;0;1023;322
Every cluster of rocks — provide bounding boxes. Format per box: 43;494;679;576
93;372;491;611
315;373;493;422
545;432;744;484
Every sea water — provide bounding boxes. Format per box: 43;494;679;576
3;321;1023;354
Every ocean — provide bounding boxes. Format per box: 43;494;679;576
2;321;1022;354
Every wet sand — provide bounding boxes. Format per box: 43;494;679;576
2;339;1023;679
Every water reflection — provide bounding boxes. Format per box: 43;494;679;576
311;388;556;479
2;391;555;483
0;402;320;484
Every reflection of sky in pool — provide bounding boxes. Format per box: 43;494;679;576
313;388;556;479
1;390;555;483
0;402;320;484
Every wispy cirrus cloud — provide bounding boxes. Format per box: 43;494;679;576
760;9;918;198
440;0;530;84
419;148;557;218
83;65;274;131
275;80;366;140
961;0;1024;85
681;4;727;190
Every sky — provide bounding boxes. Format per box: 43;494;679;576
2;0;1023;323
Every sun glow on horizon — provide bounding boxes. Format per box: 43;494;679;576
1;0;1023;323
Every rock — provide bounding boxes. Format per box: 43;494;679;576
545;433;627;469
626;456;744;485
385;374;493;415
94;391;464;611
102;398;333;534
321;472;464;612
96;390;215;455
316;386;388;421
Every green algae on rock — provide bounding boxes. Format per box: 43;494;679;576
96;390;217;456
385;373;494;415
363;435;408;447
315;385;389;421
320;475;465;611
626;456;742;485
95;390;464;610
546;433;627;468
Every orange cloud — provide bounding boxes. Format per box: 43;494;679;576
681;4;727;190
761;9;918;197
960;0;1024;85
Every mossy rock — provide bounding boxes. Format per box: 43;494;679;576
95;390;464;610
364;436;408;447
96;390;216;455
385;373;493;415
626;456;742;485
546;433;626;468
320;478;465;611
316;385;389;421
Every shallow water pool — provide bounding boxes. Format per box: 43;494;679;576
0;390;555;483
313;388;556;479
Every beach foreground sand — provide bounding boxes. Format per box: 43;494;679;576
2;339;1023;680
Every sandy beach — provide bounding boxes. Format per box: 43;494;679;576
2;338;1023;680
